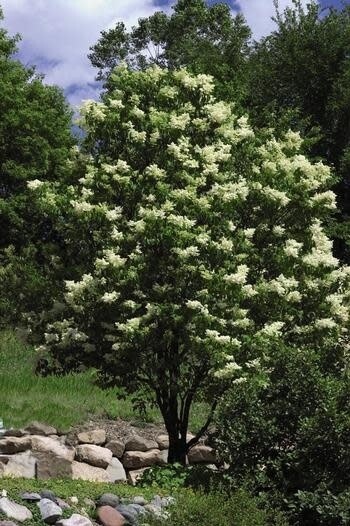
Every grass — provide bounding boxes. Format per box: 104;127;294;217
0;330;209;432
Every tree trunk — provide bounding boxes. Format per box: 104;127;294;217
167;433;187;464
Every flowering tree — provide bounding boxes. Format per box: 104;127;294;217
32;65;350;463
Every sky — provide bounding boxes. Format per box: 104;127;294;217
0;0;347;108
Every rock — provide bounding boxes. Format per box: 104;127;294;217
125;436;158;452
97;493;120;508
38;498;63;524
2;451;36;478
56;514;93;526
151;496;163;508
69;497;79;505
35;451;73;480
24;421;57;436
72;461;110;482
83;498;95;509
122;449;164;469
0;437;31;455
159;449;168;464
116;504;138;524
127;468;148;485
144;504;162;516
128;504;146;515
31;435;75;461
75;444;112;469
97;506;126;526
105;440;125;458
40;490;58;503
20;491;41;502
155;434;169;450
161;496;175;507
0;521;18;526
106;458;127;483
3;429;28;438
133;496;146;506
77;429;106;445
0;497;33;523
187;444;216;463
56;498;70;510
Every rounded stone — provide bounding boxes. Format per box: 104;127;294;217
97;493;120;508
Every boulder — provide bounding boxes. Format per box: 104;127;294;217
24;421;57;436
20;492;41;502
38;498;63;524
40;490;58;503
77;429;106;445
3;429;28;438
97;506;126;526
187;444;216;464
31;435;75;461
2;451;36;478
56;514;93;526
72;461;110;482
106;457;127;483
127;468;148;485
97;493;120;508
0;521;18;526
116;504;138;524
125;435;158;452
35;451;73;480
155;434;169;450
0;437;31;455
0;497;33;523
122;449;164;469
105;439;125;458
75;444;112;468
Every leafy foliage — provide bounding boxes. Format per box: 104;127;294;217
215;343;350;525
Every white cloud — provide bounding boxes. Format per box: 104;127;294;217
1;0;158;106
0;0;317;106
237;0;312;40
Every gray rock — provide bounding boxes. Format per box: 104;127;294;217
0;437;31;455
127;468;148;485
38;498;63;524
155;434;169;450
133;496;146;506
56;514;93;526
3;429;28;438
75;444;112;468
72;461;110;483
161;496;175;507
56;498;70;510
3;451;36;479
122;449;164;469
128;504;146;515
106;457;126;483
20;491;41;502
116;504;138;524
40;490;58;503
35;451;73;480
125;435;158;452
97;493;120;508
187;444;216;464
77;429;106;446
31;436;75;461
105;439;125;458
24;421;57;436
0;521;19;526
144;504;162;516
0;497;33;522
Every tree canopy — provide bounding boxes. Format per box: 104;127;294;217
31;66;350;463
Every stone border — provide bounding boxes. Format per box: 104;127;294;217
0;422;217;483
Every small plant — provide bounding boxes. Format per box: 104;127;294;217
137;464;190;490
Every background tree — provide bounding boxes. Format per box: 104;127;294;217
0;7;76;324
88;0;251;102
247;0;350;262
32;66;350;464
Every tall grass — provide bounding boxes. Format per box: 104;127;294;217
0;331;208;432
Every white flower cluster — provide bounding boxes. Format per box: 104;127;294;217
303;220;338;267
27;179;44;190
224;265;249;285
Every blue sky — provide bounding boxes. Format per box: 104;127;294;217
0;0;347;107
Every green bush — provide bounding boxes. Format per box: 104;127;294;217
215;344;350;525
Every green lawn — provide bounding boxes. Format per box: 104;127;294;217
0;330;208;432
